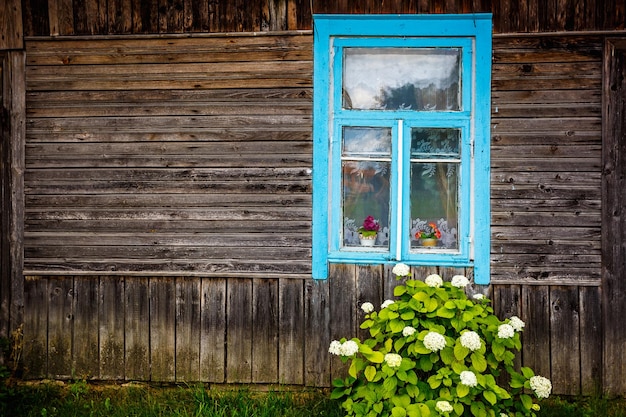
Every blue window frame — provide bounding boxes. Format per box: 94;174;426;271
312;14;492;284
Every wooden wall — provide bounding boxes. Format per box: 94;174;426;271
24;34;312;277
17;31;619;395
20;0;626;36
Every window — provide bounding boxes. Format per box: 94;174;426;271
312;14;492;284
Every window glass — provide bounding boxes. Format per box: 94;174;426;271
343;48;461;111
341;127;391;248
410;128;460;251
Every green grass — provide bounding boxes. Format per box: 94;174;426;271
1;380;625;417
0;380;344;417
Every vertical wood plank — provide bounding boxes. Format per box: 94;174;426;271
521;285;551;379
304;278;330;387
22;276;47;379
602;39;626;396
549;286;581;395
252;278;278;383
226;278;253;383
356;265;382;341
100;276;125;379
4;51;26;337
124;277;150;380
278;279;304;384
72;276;99;379
47;276;73;379
175;276;201;382
329;264;356;380
108;0;132;34
200;277;226;382
579;286;602;395
150;277;176;381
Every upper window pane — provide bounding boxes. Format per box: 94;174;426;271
342;47;461;111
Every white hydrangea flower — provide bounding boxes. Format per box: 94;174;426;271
384;353;403;368
328;340;342;356
425;274;443;288
402;326;416;337
392;263;410;277
460;370;478;387
435;400;453;413
381;299;395;309
500;414;508;417
509;316;525;332
497;324;515;339
339;340;359;356
423;331;446;352
472;293;485;300
459;331;482;351
361;302;374;314
529;375;552;399
451;275;469;288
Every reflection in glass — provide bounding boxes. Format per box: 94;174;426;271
410;128;460;250
342;127;391;248
343;48;461;111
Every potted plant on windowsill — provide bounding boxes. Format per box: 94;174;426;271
357;215;380;247
415;221;441;247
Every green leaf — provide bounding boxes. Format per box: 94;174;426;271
483;390;497;405
365;365;377;381
457;383;470;398
392;394;411;408
436;307;455;318
390;319;405;333
521;367;535;379
440;346;455;364
363;351;384;363
395;286;407;296
521;394;534;411
401;310;415;320
348;360;358;378
391;406;407;417
360;319;374;329
471;352;487;372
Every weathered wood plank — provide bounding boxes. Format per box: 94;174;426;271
579;286;602;395
72;276;99;379
251;278;278;383
278;279;304;385
329;264;356;380
124;277;150;380
22;276;48;378
521;285;551;378
355;265;383;341
99;276;125;379
549;286;581;395
226;278;253;383
199;277;226;382
175;276;201;382
149;277;176;381
304;278;330;387
47;276;73;378
602;39;626;396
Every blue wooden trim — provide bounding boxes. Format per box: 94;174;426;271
312;14;492;282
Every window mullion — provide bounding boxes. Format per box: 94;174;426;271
395;119;404;261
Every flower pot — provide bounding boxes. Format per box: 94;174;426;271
359;234;377;247
420;238;438;247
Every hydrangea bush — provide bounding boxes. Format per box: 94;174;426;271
329;263;551;417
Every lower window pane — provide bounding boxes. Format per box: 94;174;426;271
342;161;391;248
410;162;459;250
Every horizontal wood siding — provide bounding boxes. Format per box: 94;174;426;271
24;34;313;277
491;35;603;285
20;0;626;36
